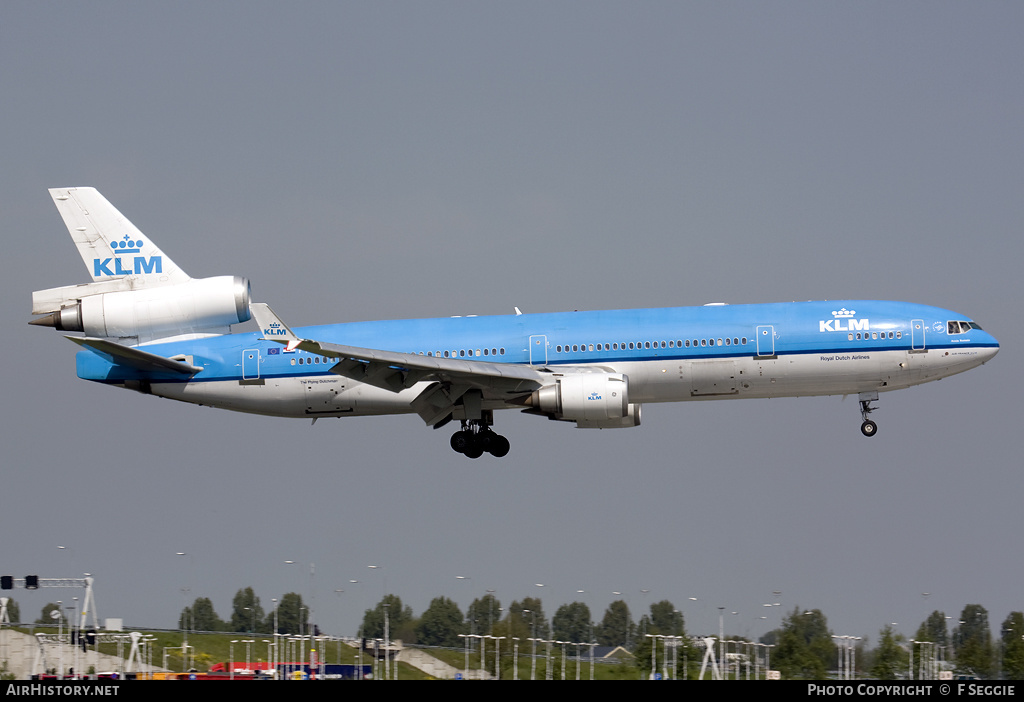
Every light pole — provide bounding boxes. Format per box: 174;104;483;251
242;639;254;672
525;609;537;680
486;589;497;634
175;552;192;668
263;639;274;678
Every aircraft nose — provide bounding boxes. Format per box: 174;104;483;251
980;332;999;362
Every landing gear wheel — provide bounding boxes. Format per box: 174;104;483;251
450;431;470;453
489;435;510;458
448;412;512;458
858;393;879;438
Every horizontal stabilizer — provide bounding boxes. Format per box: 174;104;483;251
67;336;203;375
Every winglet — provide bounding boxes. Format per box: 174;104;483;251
250;302;302;351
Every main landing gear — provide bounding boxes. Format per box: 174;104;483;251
450;419;510;459
859;391;879;437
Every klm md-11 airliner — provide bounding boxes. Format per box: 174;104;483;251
31;188;999;458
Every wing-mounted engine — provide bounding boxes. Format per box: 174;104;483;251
526;372;641;428
30;275;251;343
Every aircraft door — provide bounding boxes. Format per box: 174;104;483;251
529;335;548;365
911;319;926;351
242;348;260;379
755;325;775;357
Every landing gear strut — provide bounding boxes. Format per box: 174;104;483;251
450;417;510;459
859;391;878;437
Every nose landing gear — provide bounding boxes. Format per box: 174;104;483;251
859;391;878;437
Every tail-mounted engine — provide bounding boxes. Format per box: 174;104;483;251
527;372;641;428
30;275;251;343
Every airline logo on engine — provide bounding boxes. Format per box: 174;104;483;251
93;234;162;277
587;391;603;401
819;307;869;333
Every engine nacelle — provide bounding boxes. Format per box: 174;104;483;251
529;373;641;428
32;275;251;341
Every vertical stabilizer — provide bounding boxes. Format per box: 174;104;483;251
49;187;190;285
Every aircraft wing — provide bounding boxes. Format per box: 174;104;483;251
251;303;546;425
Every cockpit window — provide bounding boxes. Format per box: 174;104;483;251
947;320;977;334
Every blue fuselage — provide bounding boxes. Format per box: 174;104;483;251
73;299;998;422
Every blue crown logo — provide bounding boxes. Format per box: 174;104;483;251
112;234;144;255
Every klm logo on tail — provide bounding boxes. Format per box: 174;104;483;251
93;235;162;277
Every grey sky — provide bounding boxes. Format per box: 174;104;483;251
2;2;1021;643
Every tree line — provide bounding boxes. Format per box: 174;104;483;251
175;588;311;635
358;595;1023;680
4;591;1021;678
